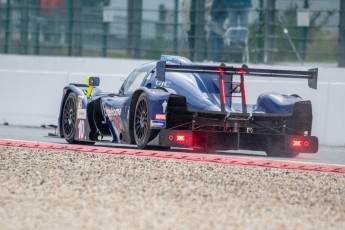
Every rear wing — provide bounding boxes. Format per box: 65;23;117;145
156;61;318;90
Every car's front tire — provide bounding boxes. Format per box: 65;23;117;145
62;92;78;144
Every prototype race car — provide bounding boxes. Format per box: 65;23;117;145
58;55;318;157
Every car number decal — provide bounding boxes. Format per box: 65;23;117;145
78;120;85;140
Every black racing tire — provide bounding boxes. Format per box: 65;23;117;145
133;92;158;148
62;92;78;144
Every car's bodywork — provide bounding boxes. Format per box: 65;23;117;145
58;55;318;157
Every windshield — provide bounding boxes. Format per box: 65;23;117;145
167;72;221;94
121;71;147;96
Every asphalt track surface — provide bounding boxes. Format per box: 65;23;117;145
1;125;344;167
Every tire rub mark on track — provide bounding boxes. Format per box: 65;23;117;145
1;139;345;175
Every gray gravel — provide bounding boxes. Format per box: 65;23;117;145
1;147;345;230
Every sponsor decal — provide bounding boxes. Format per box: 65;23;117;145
77;109;87;119
155;114;166;120
103;104;122;117
160;56;173;61
150;120;166;128
155;80;171;88
162;100;167;113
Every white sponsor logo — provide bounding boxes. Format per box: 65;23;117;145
150;120;166;128
103;103;122;117
155;80;171;88
77;109;87;119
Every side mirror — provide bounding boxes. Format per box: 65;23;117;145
86;77;100;87
86;77;100;98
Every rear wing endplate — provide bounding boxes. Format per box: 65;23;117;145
156;61;318;89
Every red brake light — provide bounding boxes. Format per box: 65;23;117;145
176;135;186;142
168;133;190;143
292;140;302;147
287;136;318;153
291;140;310;148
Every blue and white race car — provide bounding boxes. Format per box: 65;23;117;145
58;55;318;157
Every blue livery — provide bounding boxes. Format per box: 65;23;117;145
57;55;319;157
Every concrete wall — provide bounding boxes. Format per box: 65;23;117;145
0;54;344;146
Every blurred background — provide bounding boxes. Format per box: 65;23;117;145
0;0;344;66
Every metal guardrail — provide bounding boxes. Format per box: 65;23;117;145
0;0;343;65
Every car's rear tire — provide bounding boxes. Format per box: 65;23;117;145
133;92;158;148
62;92;78;144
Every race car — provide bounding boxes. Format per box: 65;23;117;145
57;55;318;157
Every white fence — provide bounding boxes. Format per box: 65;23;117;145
0;54;344;146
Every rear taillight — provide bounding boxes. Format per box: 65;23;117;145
292;140;302;147
286;136;318;153
291;139;310;148
169;133;190;143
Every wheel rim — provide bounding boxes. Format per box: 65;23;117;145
134;99;148;143
62;96;76;139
